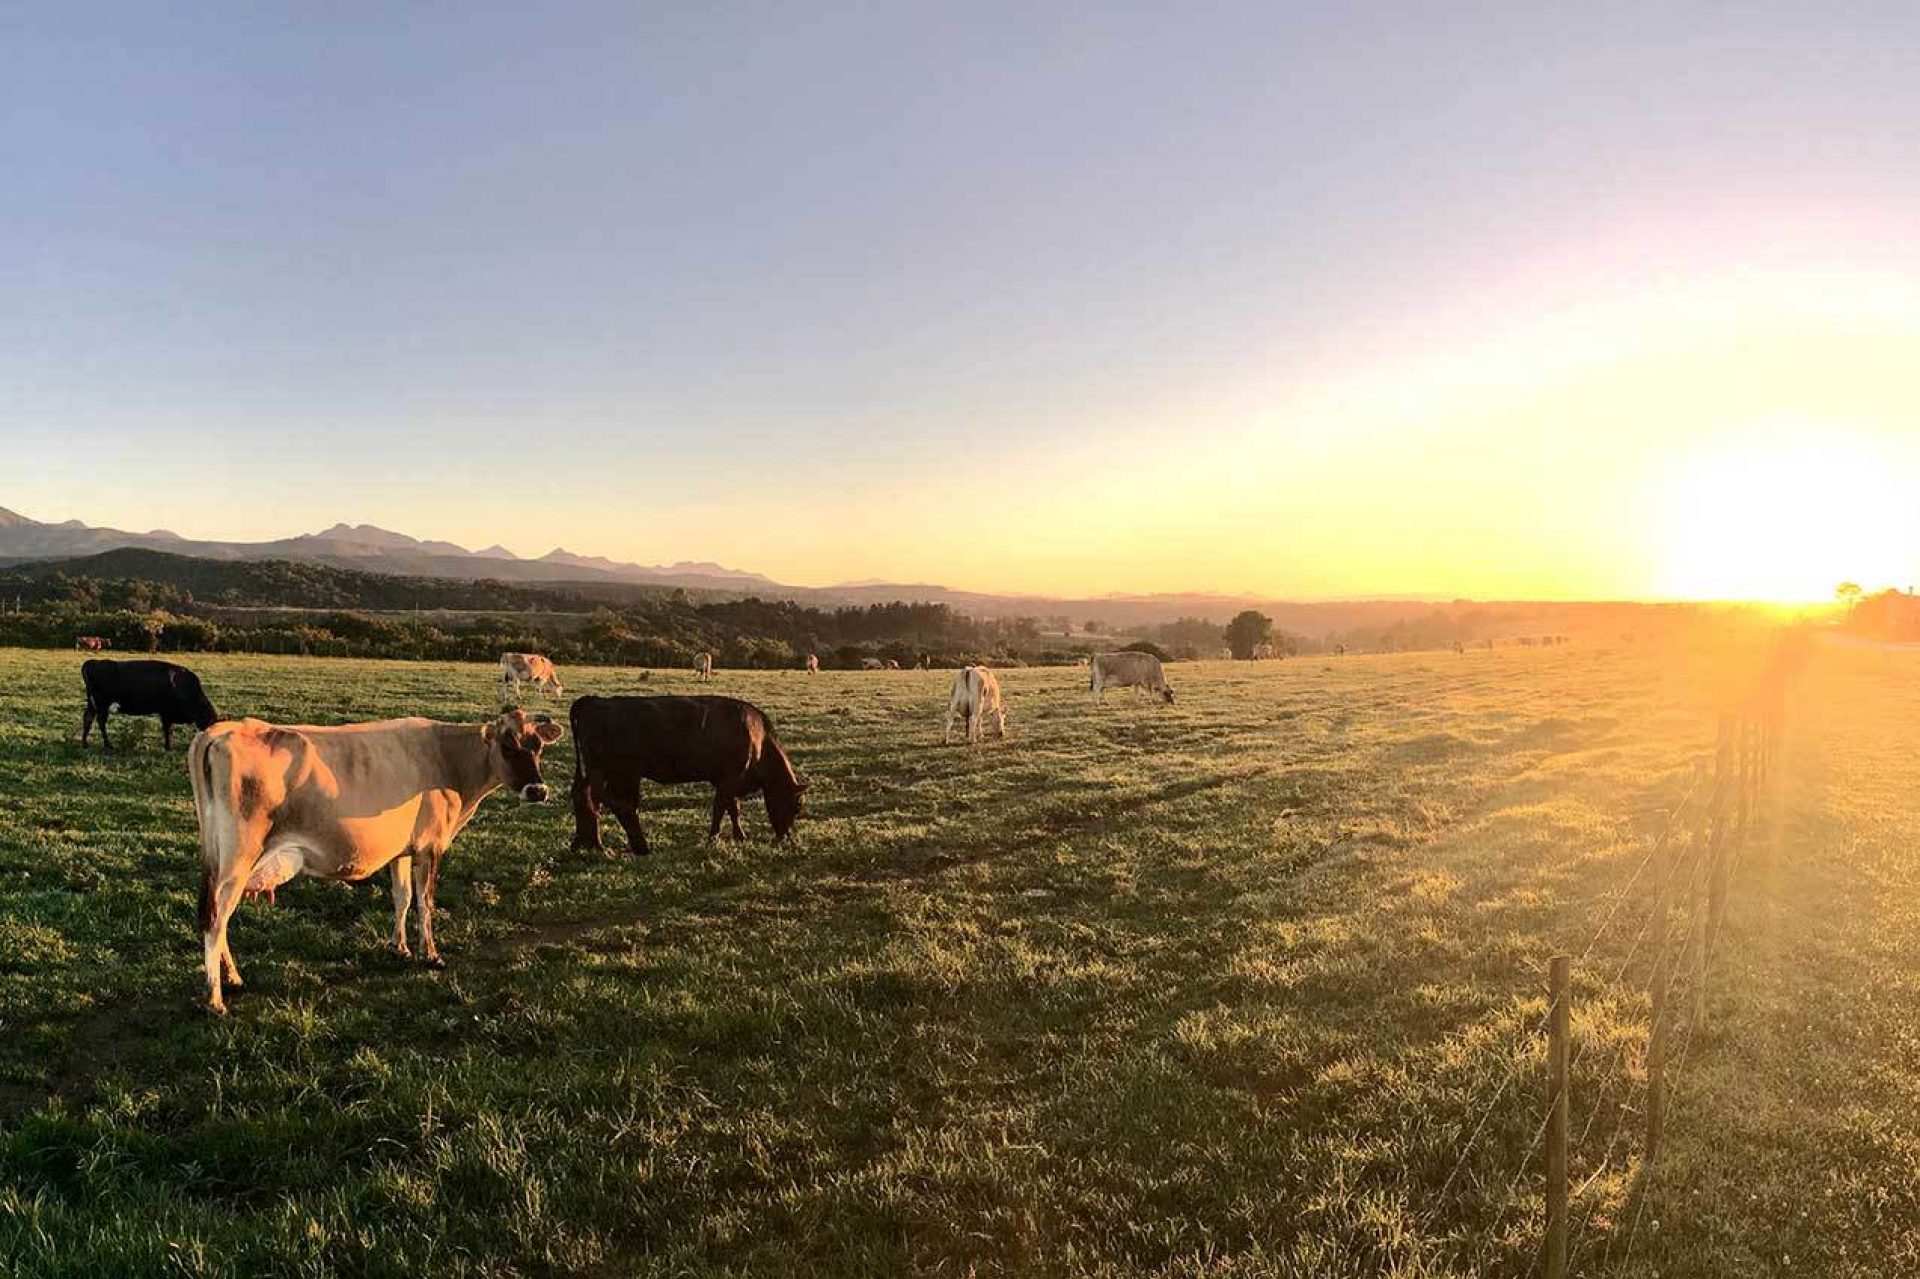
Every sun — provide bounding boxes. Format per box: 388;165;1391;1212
1659;428;1920;602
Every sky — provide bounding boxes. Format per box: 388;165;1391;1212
6;2;1920;600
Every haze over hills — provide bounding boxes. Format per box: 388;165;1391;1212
0;504;1637;635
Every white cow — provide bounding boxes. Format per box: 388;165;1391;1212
694;652;714;681
1089;651;1175;704
805;653;820;674
945;665;1008;743
500;652;564;703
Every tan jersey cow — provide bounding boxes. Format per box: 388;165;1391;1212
500;652;564;702
1089;651;1175;703
945;665;1007;744
694;652;714;681
805;653;820;674
187;710;564;1012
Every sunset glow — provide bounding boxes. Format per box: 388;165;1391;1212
7;6;1920;602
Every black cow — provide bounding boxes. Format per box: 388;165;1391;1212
568;695;806;855
80;659;219;751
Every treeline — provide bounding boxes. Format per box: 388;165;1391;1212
1839;589;1920;642
0;554;1098;668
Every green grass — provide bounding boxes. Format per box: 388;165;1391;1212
0;643;1913;1276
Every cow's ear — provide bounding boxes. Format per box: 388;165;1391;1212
533;720;565;744
481;722;496;744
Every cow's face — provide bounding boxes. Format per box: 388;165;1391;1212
175;671;220;728
768;780;808;840
1160;687;1175;704
485;710;566;802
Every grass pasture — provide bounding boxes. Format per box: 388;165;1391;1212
1;643;1916;1277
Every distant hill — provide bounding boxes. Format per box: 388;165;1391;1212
0;507;783;594
0;504;1695;636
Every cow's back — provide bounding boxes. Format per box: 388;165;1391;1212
572;695;768;785
85;658;194;712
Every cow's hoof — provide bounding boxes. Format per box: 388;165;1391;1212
207;998;228;1016
422;955;446;970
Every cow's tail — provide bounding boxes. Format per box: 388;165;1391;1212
187;729;230;932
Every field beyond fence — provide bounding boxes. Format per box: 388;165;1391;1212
1;640;1916;1277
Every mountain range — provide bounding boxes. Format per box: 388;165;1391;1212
0;504;1513;633
0;507;782;594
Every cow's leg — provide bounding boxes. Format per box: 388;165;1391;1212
726;794;745;841
163;718;175;750
80;699;95;745
944;699;958;743
707;789;727;841
97;705;112;751
202;872;248;1013
414;849;444;967
569;774;605;853
605;779;650;855
389;856;414;957
993;699;1007;739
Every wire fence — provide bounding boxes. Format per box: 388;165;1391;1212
1429;633;1804;1276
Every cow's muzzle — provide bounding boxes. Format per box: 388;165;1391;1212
520;784;550;804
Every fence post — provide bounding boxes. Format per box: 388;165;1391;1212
1708;716;1733;949
1646;828;1671;1163
1738;713;1755;847
1688;757;1709;1028
1547;955;1570;1279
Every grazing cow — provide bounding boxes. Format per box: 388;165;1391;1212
885;658;901;670
1254;642;1276;660
81;659;219;751
500;652;564;703
1089;651;1175;704
569;695;806;855
860;657;885;670
805;653;820;674
75;636;110;652
187;709;564;1012
1218;647;1233;660
945;665;1007;744
694;652;714;681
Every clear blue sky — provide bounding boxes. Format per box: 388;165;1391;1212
7;3;1920;596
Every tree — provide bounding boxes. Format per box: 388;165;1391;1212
1083;619;1105;636
1836;581;1863;609
1223;609;1274;660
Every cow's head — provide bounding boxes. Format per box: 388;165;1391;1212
485;709;566;802
175;670;220;728
767;777;808;841
1159;686;1175;704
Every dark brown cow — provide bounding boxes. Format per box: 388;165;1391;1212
569;695;806;855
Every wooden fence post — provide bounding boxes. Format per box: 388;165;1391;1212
1646;826;1673;1162
1688;757;1709;1027
1708;717;1733;949
1547;955;1570;1279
